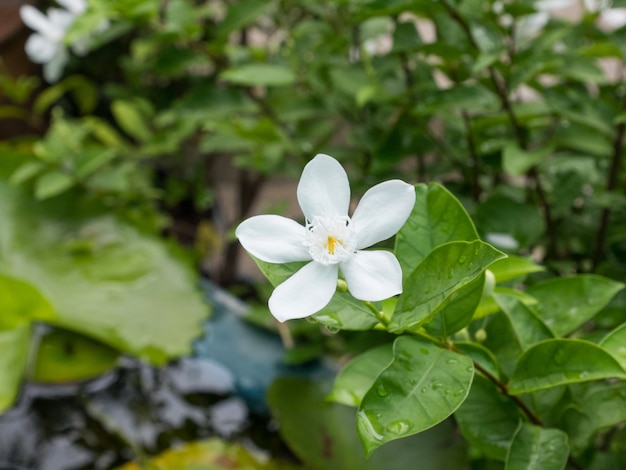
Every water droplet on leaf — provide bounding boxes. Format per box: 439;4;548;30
376;384;389;397
387;420;412;435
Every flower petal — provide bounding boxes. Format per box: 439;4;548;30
269;262;338;322
57;0;87;15
341;250;402;301
48;8;77;31
236;215;311;263
351;180;415;249
20;5;60;38
43;47;68;83
297;154;350;222
24;34;58;63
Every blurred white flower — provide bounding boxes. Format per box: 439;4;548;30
585;0;626;30
517;0;576;39
236;154;416;322
20;0;108;82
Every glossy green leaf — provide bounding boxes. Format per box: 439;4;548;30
454;342;501;380
0;323;30;413
426;273;485;337
493;293;553;350
313;294;380;331
394;183;478;276
475;287;538;320
600;324;626;369
455;375;524;461
0;183;208;364
0;274;55;329
221;64;296;87
508;339;626;394
505;423;569;470
268;377;469;470
390;241;506;332
30;328;119;383
564;381;626;453
328;343;394;407
527;275;625;337
357;336;474;456
488;256;544;283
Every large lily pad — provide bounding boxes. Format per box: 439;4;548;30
0;182;208;364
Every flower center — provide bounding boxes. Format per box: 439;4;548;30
304;215;357;265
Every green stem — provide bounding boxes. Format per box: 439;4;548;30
364;301;388;326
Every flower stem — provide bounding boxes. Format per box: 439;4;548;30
363;301;388;326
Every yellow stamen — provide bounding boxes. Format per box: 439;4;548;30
327;236;338;255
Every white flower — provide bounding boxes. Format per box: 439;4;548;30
584;0;626;31
19;0;96;83
236;154;416;322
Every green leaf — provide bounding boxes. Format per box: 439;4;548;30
508;339;626;395
357;336;474;456
505;423;569;470
502;142;552;176
268;377;469;470
111;99;152;142
313;293;380;330
395;183;478;277
221;64;296;87
114;438;290;470
34;75;98;115
35;171;74;199
0;183;208;364
0;323;30;413
390;241;506;332
426;273;485;337
30;327;119;383
600;324;626;370
488;256;544;283
455;375;523;461
0;274;55;329
527;275;625;337
454;342;501;380
564;381;626;453
215;0;271;38
10;161;46;185
493;293;553;350
328;343;394;407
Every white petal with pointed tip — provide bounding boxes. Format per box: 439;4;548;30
297;154;350;222
20;5;61;39
341;250;402;301
351;180;415;249
236;215;310;264
269;262;338;322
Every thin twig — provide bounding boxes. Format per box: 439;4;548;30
592;91;626;270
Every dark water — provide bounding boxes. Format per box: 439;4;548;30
0;357;290;470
